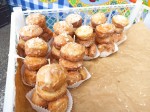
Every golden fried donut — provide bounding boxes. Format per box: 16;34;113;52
66;14;82;28
98;44;115;53
48;94;68;112
91;12;107;28
53;34;73;50
95;23;115;38
75;25;93;40
36;83;67;101
115;27;124;34
36;64;67;92
112;15;129;28
67;71;82;85
95;36;113;44
18;38;25;50
51;46;60;60
26;13;46;28
79;67;87;80
53;21;74;36
23;68;37;85
59;58;83;71
112;33;123;43
60;42;85;62
76;33;95;47
24;56;48;71
40;27;53;42
25;37;48;57
88;44;97;57
32;90;48;108
19;25;43;41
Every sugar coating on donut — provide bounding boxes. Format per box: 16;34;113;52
61;42;85;57
26;37;48;49
113;15;129;27
91;12;106;24
19;25;43;37
66;14;82;24
75;25;93;38
96;23;115;34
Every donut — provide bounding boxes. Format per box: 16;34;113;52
51;46;60;60
88;44;97;57
66;14;82;28
19;25;43;41
95;36;113;44
59;58;83;71
76;33;95;47
32;90;48;108
67;71;82;86
79;67;87;80
48;94;68;112
60;42;85;62
24;56;48;71
18;38;25;50
85;47;89;56
36;64;67;92
53;34;73;50
75;25;93;40
26;13;46;28
53;21;74;36
115;27;124;34
25;37;48;57
112;15;129;28
36;83;67;101
98;44;115;53
95;23;115;38
23;68;37;86
112;33;124;43
91;12;107;28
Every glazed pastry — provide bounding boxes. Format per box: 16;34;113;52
32;90;48;108
18;38;25;50
91;12;107;28
75;25;93;40
26;13;46;28
112;33;124;43
88;44;97;57
53;34;73;50
23;68;37;85
24;56;48;71
36;83;67;101
59;58;83;71
41;27;53;42
51;46;60;60
76;33;95;47
95;36;113;44
95;23;115;38
53;21;74;36
48;94;68;112
19;25;43;41
112;15;129;28
25;37;48;57
60;42;85;62
79;67;87;80
36;64;67;92
98;44;115;53
115;27;124;34
67;71;82;86
66;14;82;28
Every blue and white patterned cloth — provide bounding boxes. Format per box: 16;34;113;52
8;0;72;10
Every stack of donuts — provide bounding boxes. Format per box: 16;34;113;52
112;15;129;43
75;25;97;57
32;63;69;112
95;23;116;53
59;42;87;86
23;37;48;86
